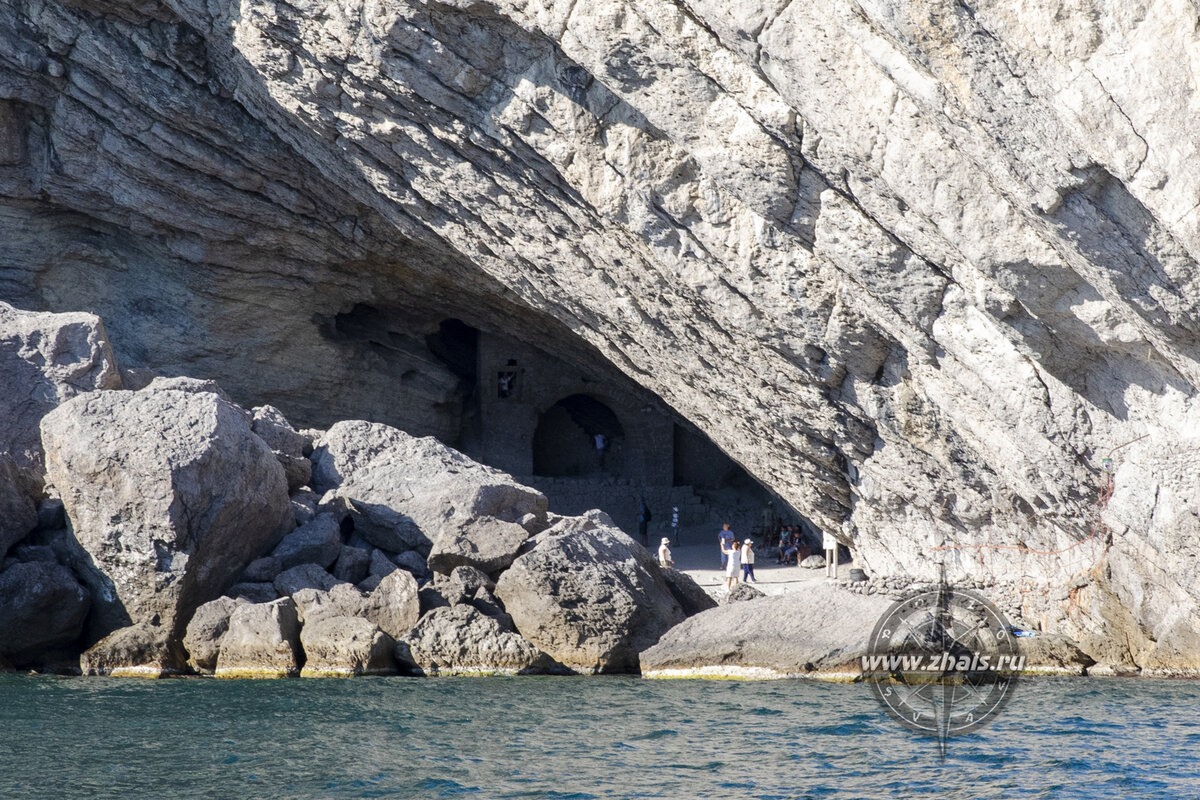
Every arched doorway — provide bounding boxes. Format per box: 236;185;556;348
532;394;625;477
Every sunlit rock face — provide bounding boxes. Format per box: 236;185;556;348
2;0;1199;669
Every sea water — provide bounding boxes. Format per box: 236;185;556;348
3;674;1199;798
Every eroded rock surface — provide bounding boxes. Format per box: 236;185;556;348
362;569;421;640
80;623;185;678
183;596;239;675
270;514;342;573
396;605;564;676
40;387;294;641
299;616;396;677
0;302;121;481
216;598;302;679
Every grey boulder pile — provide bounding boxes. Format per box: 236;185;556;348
311;420;548;572
0;300;710;677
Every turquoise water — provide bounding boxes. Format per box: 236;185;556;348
3;674;1199;798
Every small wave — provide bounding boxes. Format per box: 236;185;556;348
629;728;679;740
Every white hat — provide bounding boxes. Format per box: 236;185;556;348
661;537;670;544
744;538;752;544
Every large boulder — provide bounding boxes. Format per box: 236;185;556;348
0;302;121;480
396;605;565;676
40;387;294;643
311;421;546;567
216;598;302;678
640;585;891;679
494;511;685;674
299;616;397;677
183;596;240;675
80;623;186;677
368;548;399;579
0;561;91;666
394;549;430;579
252;405;312;456
362;569;420;640
269;513;342;572
427;516;535;577
0;303;121;553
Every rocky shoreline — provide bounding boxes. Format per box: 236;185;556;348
1;302;702;678
0;302;1151;681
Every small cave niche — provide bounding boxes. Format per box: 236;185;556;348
532;394;625;477
0;99;27;166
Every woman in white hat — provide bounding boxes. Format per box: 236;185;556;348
741;539;757;583
657;537;674;569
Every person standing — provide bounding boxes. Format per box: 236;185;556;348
671;506;680;546
637;501;651;546
723;535;742;591
761;501;776;543
657;537;674;569
741;538;757;583
823;529;838;579
718;523;736;569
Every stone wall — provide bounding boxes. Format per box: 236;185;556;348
470;332;675;484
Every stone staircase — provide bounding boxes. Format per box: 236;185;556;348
517;477;710;537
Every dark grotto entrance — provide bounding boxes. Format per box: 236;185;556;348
531;394;625;478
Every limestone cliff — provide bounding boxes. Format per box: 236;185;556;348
2;0;1198;670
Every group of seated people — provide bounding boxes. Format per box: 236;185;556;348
776;525;813;565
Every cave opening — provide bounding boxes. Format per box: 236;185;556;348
532;394;625;477
425;318;481;449
425;318;479;394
